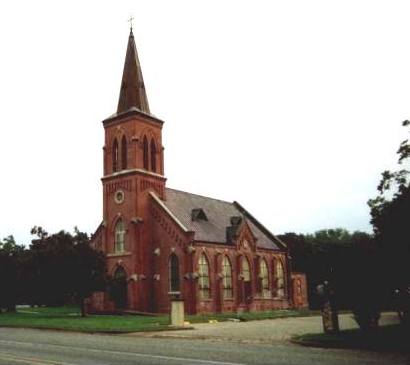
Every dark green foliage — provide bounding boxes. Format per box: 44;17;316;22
29;227;106;316
0;228;106;316
0;236;24;312
368;120;410;320
280;229;375;311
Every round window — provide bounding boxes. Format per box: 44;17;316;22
114;190;125;204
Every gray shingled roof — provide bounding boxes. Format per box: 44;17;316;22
162;188;284;251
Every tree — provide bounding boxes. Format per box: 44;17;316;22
0;236;24;312
29;227;107;316
368;120;410;322
280;229;375;310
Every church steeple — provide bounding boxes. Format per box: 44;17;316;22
117;28;150;114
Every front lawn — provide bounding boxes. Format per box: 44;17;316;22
0;306;321;333
0;306;170;333
292;324;410;353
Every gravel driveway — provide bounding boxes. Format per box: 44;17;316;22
131;312;400;344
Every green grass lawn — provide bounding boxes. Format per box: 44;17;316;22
293;324;410;353
0;306;171;333
0;306;320;333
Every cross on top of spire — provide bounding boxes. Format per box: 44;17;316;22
128;16;134;31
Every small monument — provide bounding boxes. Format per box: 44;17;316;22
317;280;339;333
169;292;185;327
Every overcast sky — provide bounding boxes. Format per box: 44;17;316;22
0;0;409;245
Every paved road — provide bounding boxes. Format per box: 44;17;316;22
0;314;407;365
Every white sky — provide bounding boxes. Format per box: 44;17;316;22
0;0;409;245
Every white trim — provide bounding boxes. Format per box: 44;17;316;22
102;168;165;180
149;191;189;233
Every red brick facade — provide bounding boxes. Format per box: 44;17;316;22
89;29;308;314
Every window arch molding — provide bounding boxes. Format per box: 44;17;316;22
110;262;130;277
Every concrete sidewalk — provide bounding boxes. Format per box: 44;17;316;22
129;312;400;344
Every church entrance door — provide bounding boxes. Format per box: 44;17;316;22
112;267;128;309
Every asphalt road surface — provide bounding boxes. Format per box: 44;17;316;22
0;326;408;365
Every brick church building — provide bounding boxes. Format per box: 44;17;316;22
89;28;308;314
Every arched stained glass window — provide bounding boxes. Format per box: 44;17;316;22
112;138;119;172
198;254;210;299
143;136;149;170
260;259;270;298
275;259;285;298
121;135;127;170
169;254;180;293
222;256;233;299
114;219;125;253
150;138;157;172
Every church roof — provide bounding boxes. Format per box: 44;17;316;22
162;188;286;251
117;28;150;114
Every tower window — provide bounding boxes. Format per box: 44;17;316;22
112;138;119;173
121;135;127;170
150;138;157;172
143;136;149;170
114;219;125;253
169;253;180;293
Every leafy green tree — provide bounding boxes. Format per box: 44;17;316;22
368;120;410;322
29;227;106;316
0;236;24;312
280;229;375;310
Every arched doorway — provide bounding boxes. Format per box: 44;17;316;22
111;266;127;309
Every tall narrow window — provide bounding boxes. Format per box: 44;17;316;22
241;256;252;303
121;135;127;170
198;254;210;300
242;257;251;282
169;254;180;293
112;138;119;172
143;136;149;170
150;138;157;172
260;259;270;298
114;219;125;253
222;256;233;299
275;259;285;298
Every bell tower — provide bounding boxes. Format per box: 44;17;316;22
100;28;166;311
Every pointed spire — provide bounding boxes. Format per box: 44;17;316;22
117;28;150;114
